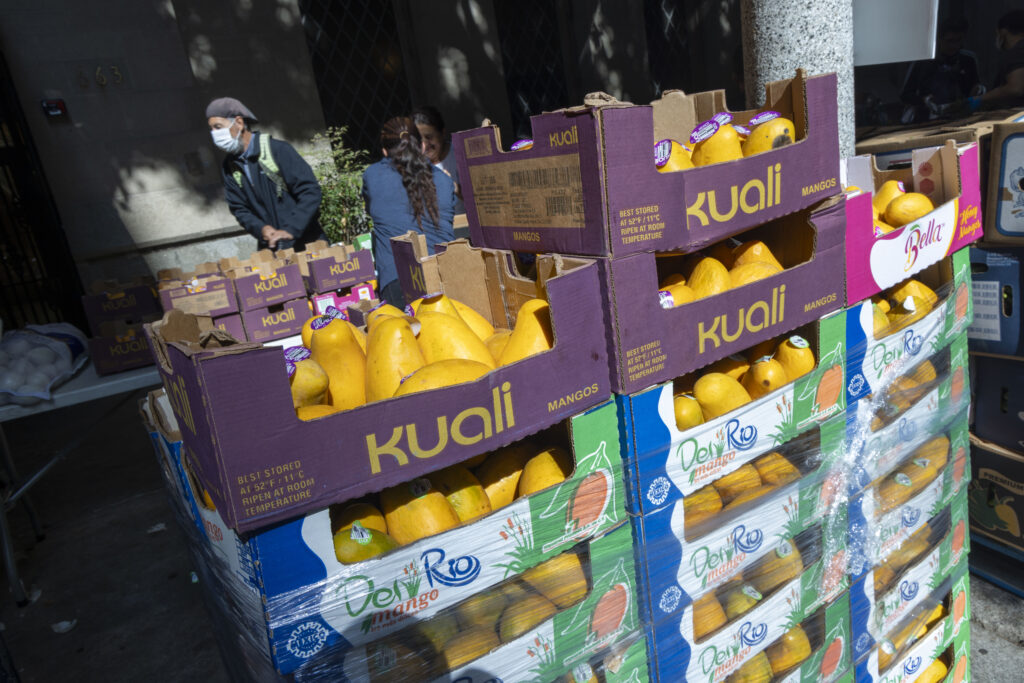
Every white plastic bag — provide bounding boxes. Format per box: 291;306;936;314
0;323;88;406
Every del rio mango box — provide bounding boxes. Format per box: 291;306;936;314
843;141;983;305
152;395;629;675
844;248;972;406
453;70;839;257
143;241;613;533
599;196;846;394
617;313;846;516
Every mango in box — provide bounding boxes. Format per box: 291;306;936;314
499;299;554;366
364;315;425;401
692;592;728;640
309;316;366;410
742;357;789;399
331;501;387;535
393;359;491;396
691;117;744;166
428;465;492;523
766;625;812;674
741;110;796;157
332;522;399;563
380;477;460;545
654;138;694;173
726;650;774;683
474;442;533;509
499;593;559;643
693;372;751;421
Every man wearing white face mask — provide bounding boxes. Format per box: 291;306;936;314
206;97;323;250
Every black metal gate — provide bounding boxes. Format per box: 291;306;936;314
0;51;84;331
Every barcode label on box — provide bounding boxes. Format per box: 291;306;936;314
468;154;585;230
968;280;1001;341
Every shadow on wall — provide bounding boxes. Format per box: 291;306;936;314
1;0;327;286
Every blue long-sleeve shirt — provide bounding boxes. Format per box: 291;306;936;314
361;159;456;289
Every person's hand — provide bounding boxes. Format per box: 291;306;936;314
261;225;293;248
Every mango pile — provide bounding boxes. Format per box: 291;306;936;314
846;178;936;236
658;237;789;308
655;110;797;172
331;439;574;564
877;600;946;671
361;549;591;680
287;293;553;420
868;276;941;340
690;538;807;643
726;624;814;682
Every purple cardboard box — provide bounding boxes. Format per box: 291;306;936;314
227;262;306;311
239;298;309;343
144;246;613;533
158;275;238;318
81;279;160;334
453;70;840;257
211;313;246;342
88;321;155;375
603;196;846;394
295;244;375;294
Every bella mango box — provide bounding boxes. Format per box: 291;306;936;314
160;398;628;675
844;248;972;406
855;567;970;683
598;196;846;395
143;241;613;533
843;141;982;305
848;491;969;663
617;314;845;517
453;70;839;257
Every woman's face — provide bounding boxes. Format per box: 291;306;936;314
416;122;444;163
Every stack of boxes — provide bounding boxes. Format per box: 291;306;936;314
138;68;987;681
80;277;161;375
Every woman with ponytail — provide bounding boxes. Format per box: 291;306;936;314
362;116;456;307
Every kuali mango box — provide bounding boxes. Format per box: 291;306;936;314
157;273;238;318
238;297;309;343
80;278;160;335
222;258;306;311
848;489;969;663
855;565;970;683
146;390;631;675
453;70;839;257
842;141;982;305
617;314;846;517
290;242;376;295
599;196;846;395
844;248;972;406
143;242;613;533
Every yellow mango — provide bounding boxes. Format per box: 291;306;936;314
392;359;491;397
748;540;803;594
380;478;461;546
875;218;898;235
474;443;534;509
296;404;340;420
694;372;752;420
518;446;574;497
885;192;935;228
765;625;812;674
521;552;589;608
707;355;751;381
886;295;930;333
364;316;426;402
688;257;732;299
707;241;737;269
726;651;774;683
309;317;367;410
889;279;939;312
448;297;495;341
873;303;892;338
746;338;780;363
911;658;948;683
913;435;950;472
753;452;801;486
692;593;728;640
301;314;322;349
499;299;555;366
484;329;513;362
429;465;492;523
713;464;762;504
873;180;906;218
332;502;387;535
499;593;558;643
691;122;743;166
660;272;687;288
416;292;462;319
908;359;938;385
742;357;790;399
877;460;939;513
442;627;500;670
722;583;763;619
415;311;495;368
724;485;777;511
730;261;782;288
661;281;697;307
332;523;399;564
417;612;459;653
365;303;405;330
741;116;796;157
655;139;694;173
732;240;784;271
684;485;724;535
456;588;507;630
289;357;329;408
774;336;816;381
674;394;705;431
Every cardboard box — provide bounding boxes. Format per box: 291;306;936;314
309;283;374;316
143;244;613;533
843;142;983;305
290;241;376;294
630;414;847;615
848;421;970;585
971;354;1024;453
452;70;840;257
968;245;1024;355
220;252;306;311
768;596;854;683
88;321;154;375
158;396;629;674
617;316;846;516
331;523;639;682
848;490;968;663
968;433;1024;554
854;567;970;683
638;535;849;683
156;262;219;282
984;115;1024;244
80;278;160;334
158;274;238;318
210;313;245;342
846;336;969;495
600;197;846;394
238;297;309;343
845;249;972;405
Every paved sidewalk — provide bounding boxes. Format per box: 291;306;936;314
970;575;1024;683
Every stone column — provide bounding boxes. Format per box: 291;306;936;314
741;0;855;159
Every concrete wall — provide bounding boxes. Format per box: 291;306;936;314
0;0;325;285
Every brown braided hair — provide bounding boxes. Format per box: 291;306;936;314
380;116;440;230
